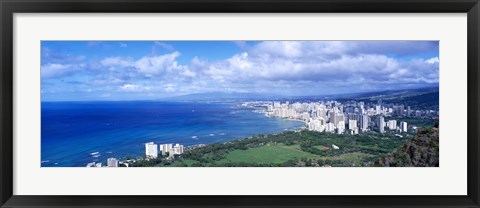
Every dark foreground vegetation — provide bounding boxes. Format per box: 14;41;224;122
374;127;439;167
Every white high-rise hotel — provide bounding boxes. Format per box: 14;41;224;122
146;142;185;158
145;142;158;159
171;144;185;155
348;119;357;130
361;114;369;131
159;143;173;155
387;120;397;130
378;116;385;133
160;143;184;156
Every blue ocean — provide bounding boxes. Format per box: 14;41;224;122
41;101;304;167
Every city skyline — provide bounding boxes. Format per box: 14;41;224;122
41;41;439;101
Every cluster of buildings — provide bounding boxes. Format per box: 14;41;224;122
145;142;185;159
258;100;437;135
85;142;186;167
378;117;408;133
86;157;119;167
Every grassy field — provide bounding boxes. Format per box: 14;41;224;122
215;145;375;167
216;145;320;165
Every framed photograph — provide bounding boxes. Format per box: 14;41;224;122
1;0;479;207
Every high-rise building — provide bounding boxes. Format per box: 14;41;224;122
378;116;385;133
273;101;280;108
348;119;357;130
325;123;335;133
329;111;336;124
302;112;310;121
160;143;185;157
160;143;173;155
267;105;273;112
350;128;359;135
400;122;408;132
107;158;119;167
387;120;397;130
280;108;289;118
360;114;369;131
415;110;422;117
337;121;345;134
317;109;326;120
308;118;326;132
145;142;158;159
335;113;345;126
394;105;405;117
172;143;185;155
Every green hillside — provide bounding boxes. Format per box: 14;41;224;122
374;127;439;167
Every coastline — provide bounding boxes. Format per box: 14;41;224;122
102;106;309;167
41;101;306;167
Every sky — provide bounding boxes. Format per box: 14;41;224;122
41;41;439;101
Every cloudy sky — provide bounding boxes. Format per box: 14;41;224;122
41;41;439;101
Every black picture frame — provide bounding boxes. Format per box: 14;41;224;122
1;0;479;207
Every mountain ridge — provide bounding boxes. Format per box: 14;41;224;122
161;86;439;102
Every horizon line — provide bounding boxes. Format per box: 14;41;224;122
41;86;439;102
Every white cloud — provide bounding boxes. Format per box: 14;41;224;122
101;57;134;68
197;41;439;93
41;63;86;78
119;43;127;48
164;84;175;92
100;52;185;76
251;41;303;58
134;52;181;75
44;41;439;99
120;84;139;91
425;57;439;64
180;69;196;78
119;84;152;92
